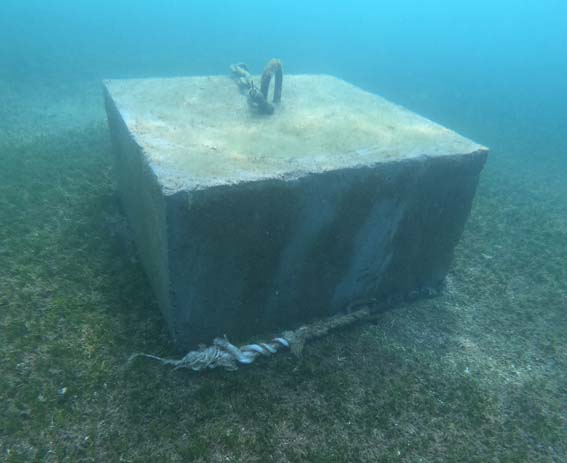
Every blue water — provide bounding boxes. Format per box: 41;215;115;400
2;0;566;162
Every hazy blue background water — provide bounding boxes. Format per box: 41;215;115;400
1;0;566;164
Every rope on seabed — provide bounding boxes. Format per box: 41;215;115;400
128;299;379;372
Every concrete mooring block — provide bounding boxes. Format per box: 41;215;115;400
104;75;488;351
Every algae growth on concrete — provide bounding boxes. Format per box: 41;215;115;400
104;75;485;190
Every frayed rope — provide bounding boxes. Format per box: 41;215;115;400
128;300;378;372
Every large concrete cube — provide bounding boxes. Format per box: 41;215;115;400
104;75;487;351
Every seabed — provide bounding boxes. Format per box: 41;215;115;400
1;78;566;462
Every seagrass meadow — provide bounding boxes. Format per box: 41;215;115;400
1;81;566;462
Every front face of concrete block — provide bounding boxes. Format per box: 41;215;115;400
104;75;488;350
165;152;486;348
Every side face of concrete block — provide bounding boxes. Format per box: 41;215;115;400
105;92;174;336
103;75;488;351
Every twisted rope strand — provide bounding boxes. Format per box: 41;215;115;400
128;300;379;372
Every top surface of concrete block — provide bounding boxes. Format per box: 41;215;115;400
104;75;486;192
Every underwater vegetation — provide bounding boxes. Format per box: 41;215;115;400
1;112;566;461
